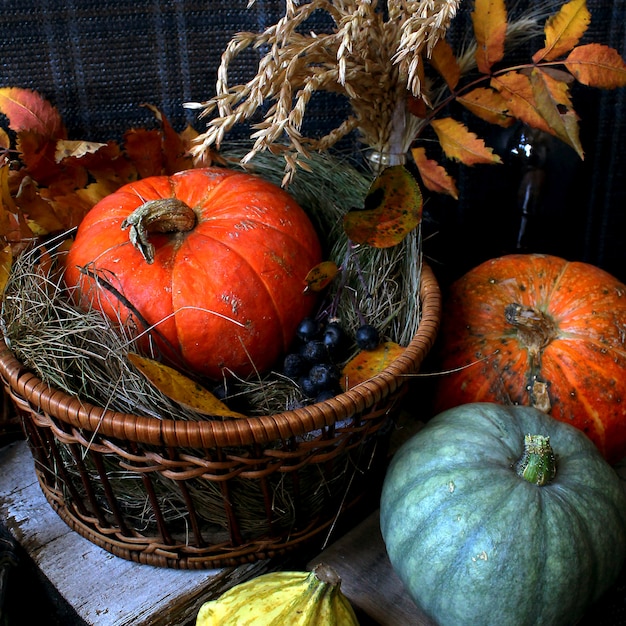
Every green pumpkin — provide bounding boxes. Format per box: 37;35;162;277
380;403;626;626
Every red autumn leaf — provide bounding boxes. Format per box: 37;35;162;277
0;87;66;139
127;352;245;418
407;94;428;118
430;118;502;165
304;260;339;292
123;128;166;178
343;165;422;248
411;147;459;199
341;342;406;390
491;71;553;135
471;0;507;74
565;43;626;89
533;0;590;63
456;87;514;127
430;39;461;91
530;68;583;158
15;129;65;185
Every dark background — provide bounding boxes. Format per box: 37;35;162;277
1;0;625;289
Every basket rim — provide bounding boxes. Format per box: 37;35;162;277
0;262;441;448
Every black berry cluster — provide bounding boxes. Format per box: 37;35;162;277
282;317;381;403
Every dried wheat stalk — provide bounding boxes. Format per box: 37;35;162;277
187;0;462;183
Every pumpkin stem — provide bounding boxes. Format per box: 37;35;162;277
121;198;197;264
514;434;556;486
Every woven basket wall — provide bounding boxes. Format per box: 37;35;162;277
0;263;440;569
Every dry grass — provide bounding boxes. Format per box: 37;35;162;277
186;0;462;183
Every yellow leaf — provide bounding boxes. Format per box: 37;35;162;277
127;353;246;418
304;261;338;292
411;147;459;199
343;165;422;248
533;0;590;63
430;39;461;91
491;71;553;135
55;139;109;162
456;87;514;127
430;118;502;165
471;0;507;74
530;68;583;159
341;342;406;390
0;128;9;151
565;43;626;88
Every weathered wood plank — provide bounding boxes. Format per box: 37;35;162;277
0;441;270;626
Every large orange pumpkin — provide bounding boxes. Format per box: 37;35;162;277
433;253;626;463
64;167;322;379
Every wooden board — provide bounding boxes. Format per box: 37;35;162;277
0;440;271;626
308;510;435;626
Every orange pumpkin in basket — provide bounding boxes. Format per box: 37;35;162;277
64;167;322;379
433;253;626;463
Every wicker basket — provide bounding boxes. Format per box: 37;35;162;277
0;263;440;569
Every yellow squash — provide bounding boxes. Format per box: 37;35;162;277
196;563;359;625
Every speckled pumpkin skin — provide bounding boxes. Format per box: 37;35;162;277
434;253;626;463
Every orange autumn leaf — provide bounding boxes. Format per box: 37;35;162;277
533;0;590;63
0;242;12;294
343;165;422;248
0;128;9;151
530;68;583;158
491;71;553;135
304;260;339;292
142;104;195;174
430;118;502;165
565;43;626;89
411;147;459;199
471;0;507;74
0;87;66;139
456;87;514;127
430;39;461;91
127;352;245;418
341;342;405;390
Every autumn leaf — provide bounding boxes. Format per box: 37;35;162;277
565;43;626;89
491;71;553;135
430;39;461;91
456;87;514;127
343;165;422;248
0;87;66;139
411;147;459;199
533;0;590;63
55;139;109;162
0;242;11;295
430;118;502;165
471;0;507;74
341;342;406;390
530;68;583;158
0;128;9;151
123;128;166;178
127;352;246;418
304;260;338;292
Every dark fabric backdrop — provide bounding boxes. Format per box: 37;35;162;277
1;0;625;287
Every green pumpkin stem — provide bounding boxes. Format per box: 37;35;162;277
514;434;556;486
121;198;197;264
